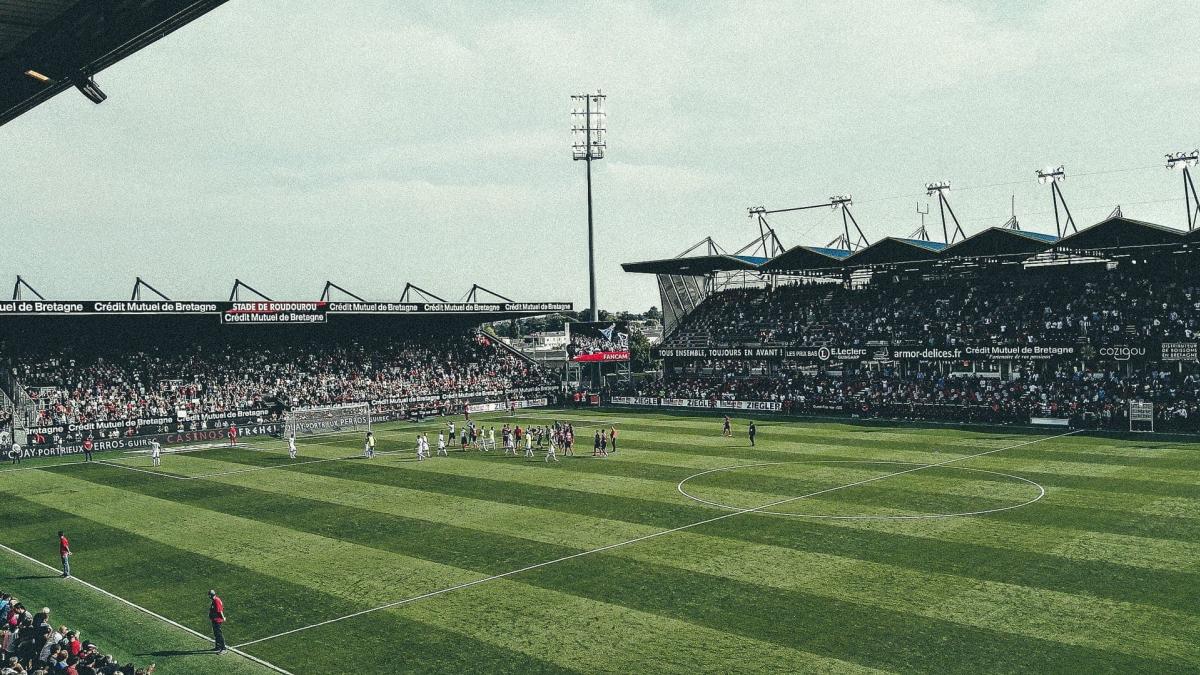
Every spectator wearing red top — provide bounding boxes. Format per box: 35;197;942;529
58;531;71;578
208;590;226;653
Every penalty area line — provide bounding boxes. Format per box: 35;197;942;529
235;428;1081;648
0;541;293;675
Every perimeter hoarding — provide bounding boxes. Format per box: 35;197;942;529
567;321;630;362
0;300;572;322
652;345;1081;362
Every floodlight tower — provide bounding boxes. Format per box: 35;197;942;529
1036;165;1076;237
827;195;869;251
925;181;965;244
1166;150;1200;230
571;91;606;322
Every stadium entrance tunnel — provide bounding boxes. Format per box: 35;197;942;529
677;461;1044;520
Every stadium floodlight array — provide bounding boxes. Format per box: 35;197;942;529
1036;165;1077;237
571;92;606;161
924;182;965;245
1165;150;1198;169
1036;165;1066;184
1166;150;1200;230
571;90;606;324
285;402;372;439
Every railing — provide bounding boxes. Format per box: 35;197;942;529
2;374;38;429
482;330;539;366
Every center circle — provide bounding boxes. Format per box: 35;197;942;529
677;460;1045;520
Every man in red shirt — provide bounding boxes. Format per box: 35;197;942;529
58;531;71;578
227;424;238;448
208;590;226;653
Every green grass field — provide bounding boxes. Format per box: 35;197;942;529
1;408;1198;674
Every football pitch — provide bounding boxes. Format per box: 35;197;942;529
1;409;1198;674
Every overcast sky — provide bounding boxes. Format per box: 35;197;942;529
2;1;1198;311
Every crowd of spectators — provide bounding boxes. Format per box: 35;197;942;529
667;268;1200;349
10;333;554;427
0;594;154;675
635;266;1200;429
620;364;1200;430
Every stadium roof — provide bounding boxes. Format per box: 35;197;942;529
1;0;228;127
842;237;947;268
759;245;851;273
1053;216;1184;253
620;254;767;276
941;227;1059;259
623;215;1196;276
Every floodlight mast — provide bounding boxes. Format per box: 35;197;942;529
571;91;606;323
828;195;869;251
925;181;965;244
748;196;869;253
1166;150;1200;230
1036;165;1076;237
743;208;785;258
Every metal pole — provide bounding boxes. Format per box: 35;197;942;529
585;95;598;323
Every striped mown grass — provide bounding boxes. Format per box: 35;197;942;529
1;408;1197;673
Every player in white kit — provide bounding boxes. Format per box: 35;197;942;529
545;434;559;462
437;432;448;457
288;433;297;460
150;440;162;467
524;433;534;459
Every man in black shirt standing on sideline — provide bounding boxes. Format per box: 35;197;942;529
748;421;757;447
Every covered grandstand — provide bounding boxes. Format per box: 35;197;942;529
625;214;1197;334
620;208;1200;430
0;276;571;453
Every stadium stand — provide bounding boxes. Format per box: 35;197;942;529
0;591;155;674
1;322;557;450
621;215;1200;431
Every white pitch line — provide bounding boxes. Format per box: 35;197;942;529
182;449;415;480
0;541;293;675
677;460;1047;520
0;459;89;474
94;460;188;480
234;428;1081;648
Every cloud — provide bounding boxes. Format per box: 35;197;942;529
2;2;1199;310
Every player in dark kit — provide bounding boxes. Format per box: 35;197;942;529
748;421;757;447
722;415;732;437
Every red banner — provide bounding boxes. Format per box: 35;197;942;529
573;351;630;362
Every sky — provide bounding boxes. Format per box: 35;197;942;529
1;1;1199;311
